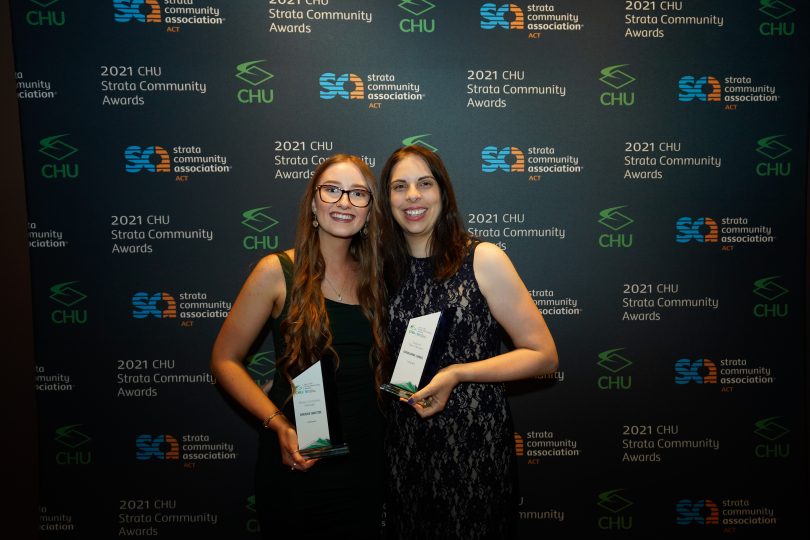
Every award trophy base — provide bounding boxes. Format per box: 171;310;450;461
299;442;350;459
379;382;416;400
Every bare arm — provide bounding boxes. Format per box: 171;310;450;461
407;242;558;417
210;250;314;469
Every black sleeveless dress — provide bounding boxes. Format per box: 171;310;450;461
384;243;518;539
255;252;385;538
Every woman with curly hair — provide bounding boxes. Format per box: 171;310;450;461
211;154;387;538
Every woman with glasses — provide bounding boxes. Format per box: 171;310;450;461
211;154;387;538
378;145;559;539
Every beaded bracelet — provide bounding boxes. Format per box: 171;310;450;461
262;410;284;429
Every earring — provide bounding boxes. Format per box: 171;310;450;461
312;216;319;228
361;223;368;236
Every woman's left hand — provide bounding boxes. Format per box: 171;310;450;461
402;366;459;418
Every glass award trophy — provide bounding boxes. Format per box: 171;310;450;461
292;357;349;458
380;310;446;399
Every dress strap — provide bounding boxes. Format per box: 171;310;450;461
275;251;294;315
276;250;294;280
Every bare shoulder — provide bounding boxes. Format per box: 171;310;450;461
256;248;293;271
473;241;523;295
247;249;294;291
473;241;514;273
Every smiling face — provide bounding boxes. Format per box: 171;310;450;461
311;161;372;240
388;153;442;257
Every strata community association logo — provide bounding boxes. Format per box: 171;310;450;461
319;73;364;99
136;434;180;460
113;0;161;22
674;358;718;384
131;291;230;321
480;3;524;29
679;497;779;528
676;216;775;246
113;0;225;26
676;356;775;388
675;217;718;243
679;74;780;105
132;292;177;318
125;145;170;172
319;72;425;103
678;76;721;102
124;144;231;175
482;144;581;177
676;499;719;525
481;146;525;172
136;433;238;461
480;2;582;35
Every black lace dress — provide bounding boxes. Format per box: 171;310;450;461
384;243;518;539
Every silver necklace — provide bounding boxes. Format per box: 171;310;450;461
323;275;344;302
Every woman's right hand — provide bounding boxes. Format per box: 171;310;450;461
404;365;461;418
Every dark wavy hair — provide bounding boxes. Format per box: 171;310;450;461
278;154;388;395
378;145;470;292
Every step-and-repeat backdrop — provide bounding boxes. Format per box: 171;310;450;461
10;1;808;537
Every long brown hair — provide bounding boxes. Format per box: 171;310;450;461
278;154;388;393
378;145;470;292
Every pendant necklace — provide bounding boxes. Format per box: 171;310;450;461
323;275;344;302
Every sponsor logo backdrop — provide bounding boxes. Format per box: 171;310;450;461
10;0;808;537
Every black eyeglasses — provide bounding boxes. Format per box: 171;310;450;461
316;184;372;208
